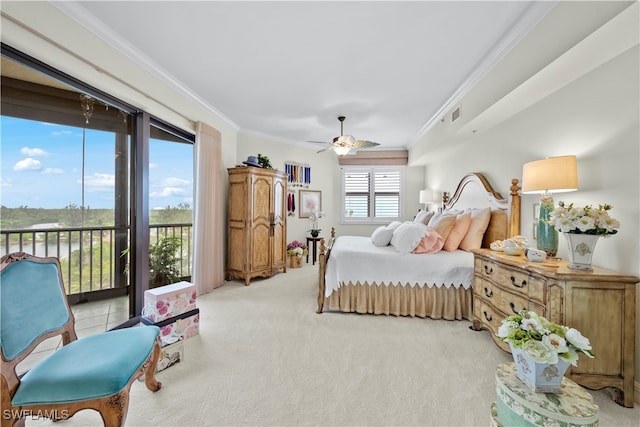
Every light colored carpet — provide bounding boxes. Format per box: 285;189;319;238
33;265;639;426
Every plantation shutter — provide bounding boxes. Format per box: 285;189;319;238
342;167;402;221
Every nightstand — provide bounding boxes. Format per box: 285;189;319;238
472;248;638;407
306;236;321;265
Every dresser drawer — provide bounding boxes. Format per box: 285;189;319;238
476;277;529;317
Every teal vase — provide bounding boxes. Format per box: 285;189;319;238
537;195;558;257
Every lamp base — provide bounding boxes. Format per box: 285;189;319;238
536;194;558;257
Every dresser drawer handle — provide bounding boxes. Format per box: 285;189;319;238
509;302;520;315
484;287;493;298
484;265;493;275
510;276;526;288
483;311;492;322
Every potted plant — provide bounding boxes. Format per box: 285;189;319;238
548;202;620;270
497;310;594;393
286;240;308;268
308;211;322;238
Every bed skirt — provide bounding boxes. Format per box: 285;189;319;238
324;282;473;321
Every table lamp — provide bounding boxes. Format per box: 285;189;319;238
521;155;578;257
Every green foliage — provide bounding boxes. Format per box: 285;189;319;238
257;153;273;170
148;237;182;288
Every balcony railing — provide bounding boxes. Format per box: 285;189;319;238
1;223;192;296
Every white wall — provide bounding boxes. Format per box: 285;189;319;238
412;5;640;399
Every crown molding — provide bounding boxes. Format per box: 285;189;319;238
50;1;239;132
409;0;557;147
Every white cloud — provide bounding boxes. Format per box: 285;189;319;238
150;163;158;169
151;187;185;198
162;177;190;187
1;177;12;187
43;168;64;175
14;158;42;171
21;147;49;157
51;130;73;137
82;173;115;192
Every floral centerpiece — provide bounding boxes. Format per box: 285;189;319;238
498;310;595;393
547;202;619;270
286;240;308;257
498;310;595;366
548;202;619;235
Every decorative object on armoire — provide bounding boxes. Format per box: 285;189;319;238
227;167;287;285
257;153;273;169
242;155;262;168
299;190;321;218
497;310;594;393
493;363;599;427
548;202;619;270
521;155;578;257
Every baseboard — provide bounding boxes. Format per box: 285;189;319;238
635;380;640;405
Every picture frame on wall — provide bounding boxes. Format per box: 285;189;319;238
299;190;321;218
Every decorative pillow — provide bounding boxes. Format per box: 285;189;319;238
443;212;472;252
459;207;492;251
390;222;427;254
413;210;434;225
370;226;394;247
386;221;403;231
412;228;444;254
426;212;457;241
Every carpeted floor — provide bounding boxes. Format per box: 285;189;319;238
32;265;639;426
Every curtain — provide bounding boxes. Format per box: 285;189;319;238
192;121;224;294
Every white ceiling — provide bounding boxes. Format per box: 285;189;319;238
62;1;557;150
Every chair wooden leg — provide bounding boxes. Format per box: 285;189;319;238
144;337;162;392
97;390;129;427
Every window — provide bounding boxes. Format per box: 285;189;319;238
342;166;403;223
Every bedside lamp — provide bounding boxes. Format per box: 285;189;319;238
419;190;441;212
521;155;578;257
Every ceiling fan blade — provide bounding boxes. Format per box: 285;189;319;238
316;146;333;153
351;140;380;149
307;140;331;144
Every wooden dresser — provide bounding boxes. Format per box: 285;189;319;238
227;166;287;286
472;248;638;407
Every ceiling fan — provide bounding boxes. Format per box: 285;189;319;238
310;116;380;155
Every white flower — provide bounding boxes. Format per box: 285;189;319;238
565;328;592;351
542;333;568;353
497;321;518;338
521;317;543;332
576;216;595;232
548;202;619;235
523;340;558;364
559;348;580;367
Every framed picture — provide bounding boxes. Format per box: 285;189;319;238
299;190;321;218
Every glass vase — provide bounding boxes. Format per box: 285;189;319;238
537;194;558;257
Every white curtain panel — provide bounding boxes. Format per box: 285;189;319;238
192;121;224;293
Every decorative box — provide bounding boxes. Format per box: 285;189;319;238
495;363;599;427
156;340;184;373
143;281;197;322
142;308;199;346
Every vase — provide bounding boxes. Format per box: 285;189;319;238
509;344;570;394
536;195;558;257
289;255;302;268
564;233;599;271
310;230;320;238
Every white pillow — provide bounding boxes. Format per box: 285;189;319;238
371;226;394;247
386;221;403;231
413;210;434;225
390;222;427;254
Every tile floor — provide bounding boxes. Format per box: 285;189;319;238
18;296;130;373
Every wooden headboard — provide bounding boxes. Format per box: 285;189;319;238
442;173;521;247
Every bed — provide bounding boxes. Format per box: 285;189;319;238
316;172;521;320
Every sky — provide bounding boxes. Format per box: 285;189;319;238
1;116;193;210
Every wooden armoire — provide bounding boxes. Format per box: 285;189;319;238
227;166;287;285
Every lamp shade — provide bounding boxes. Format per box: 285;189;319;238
521;155;578;194
419;190;431;204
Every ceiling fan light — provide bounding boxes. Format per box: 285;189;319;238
334;146;351;156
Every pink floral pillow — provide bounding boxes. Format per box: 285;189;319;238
412;228;444;254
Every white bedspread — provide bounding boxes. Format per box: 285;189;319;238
325;235;474;297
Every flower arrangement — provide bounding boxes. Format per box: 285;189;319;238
548;201;619;236
286;240;308;257
497;310;595;366
308;211;322;236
